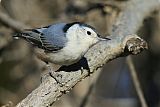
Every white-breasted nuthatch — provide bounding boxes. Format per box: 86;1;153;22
14;22;110;68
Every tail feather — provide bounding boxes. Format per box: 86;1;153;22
13;32;23;39
13;32;43;48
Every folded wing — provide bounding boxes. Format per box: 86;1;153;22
14;23;68;52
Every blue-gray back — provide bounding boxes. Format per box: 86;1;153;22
40;23;68;51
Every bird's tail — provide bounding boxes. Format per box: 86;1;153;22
13;32;28;40
13;31;44;49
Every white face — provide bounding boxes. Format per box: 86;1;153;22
66;23;106;49
77;25;101;45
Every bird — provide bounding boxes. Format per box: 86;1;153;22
14;22;110;71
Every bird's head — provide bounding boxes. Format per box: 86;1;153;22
64;22;110;47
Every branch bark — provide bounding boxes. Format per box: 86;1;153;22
0;0;158;106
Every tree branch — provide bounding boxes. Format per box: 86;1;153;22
0;0;158;106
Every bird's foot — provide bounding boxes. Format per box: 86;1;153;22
49;72;64;86
47;64;64;86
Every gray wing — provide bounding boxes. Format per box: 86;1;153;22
14;23;68;52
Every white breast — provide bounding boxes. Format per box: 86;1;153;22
46;37;89;65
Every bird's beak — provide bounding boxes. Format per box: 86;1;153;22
97;34;111;41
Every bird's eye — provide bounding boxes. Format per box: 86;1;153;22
87;31;91;35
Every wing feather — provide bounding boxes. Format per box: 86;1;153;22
14;23;67;52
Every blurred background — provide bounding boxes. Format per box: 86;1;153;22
0;0;160;107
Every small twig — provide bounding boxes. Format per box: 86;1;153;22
0;11;30;31
126;56;148;107
79;84;94;107
79;71;102;107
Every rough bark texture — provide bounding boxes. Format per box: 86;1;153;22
16;0;160;106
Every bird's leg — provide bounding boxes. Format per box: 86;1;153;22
47;63;63;85
80;67;84;74
34;49;63;85
35;49;61;84
40;63;61;84
40;61;51;83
